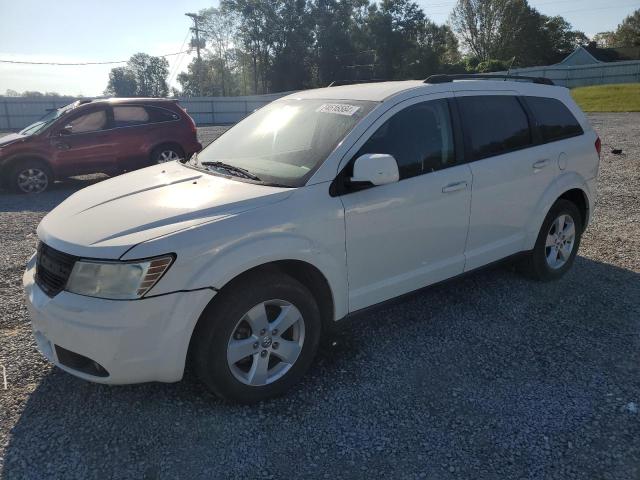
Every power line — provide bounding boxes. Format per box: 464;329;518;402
168;29;193;86
0;50;189;66
553;3;640;14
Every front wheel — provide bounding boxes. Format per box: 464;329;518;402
518;199;583;281
192;272;322;403
10;160;53;194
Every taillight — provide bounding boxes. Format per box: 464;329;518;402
595;136;601;158
178;104;197;134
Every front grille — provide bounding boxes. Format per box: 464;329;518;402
35;242;77;297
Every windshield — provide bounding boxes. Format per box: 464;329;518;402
19;101;79;136
190;98;376;187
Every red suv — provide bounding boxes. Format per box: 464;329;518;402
0;98;202;193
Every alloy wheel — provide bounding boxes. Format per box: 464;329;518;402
226;299;305;386
157;150;181;163
17;168;48;193
545;213;576;269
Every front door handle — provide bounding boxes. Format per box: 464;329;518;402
442;181;468;193
53;142;70;150
533;159;549;169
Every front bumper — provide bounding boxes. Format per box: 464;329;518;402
23;255;215;384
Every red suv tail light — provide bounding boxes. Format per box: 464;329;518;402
179;104;197;135
595;136;601;158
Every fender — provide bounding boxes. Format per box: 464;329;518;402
524;171;593;250
1;152;53;176
121;184;350;321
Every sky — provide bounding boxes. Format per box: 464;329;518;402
0;0;638;96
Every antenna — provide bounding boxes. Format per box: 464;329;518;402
505;56;516;80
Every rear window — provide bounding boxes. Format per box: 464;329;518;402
457;95;532;160
525;96;583;143
113;106;149;127
147;106;179;123
113;105;179;127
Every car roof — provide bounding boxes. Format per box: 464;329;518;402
78;97;177;106
281;79;561;103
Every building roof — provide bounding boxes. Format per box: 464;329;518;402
584;45;640;62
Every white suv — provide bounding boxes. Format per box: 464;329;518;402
24;76;600;402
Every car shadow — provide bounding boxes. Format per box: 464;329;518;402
0;175;108;213
2;256;640;478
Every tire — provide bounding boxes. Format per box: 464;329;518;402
9;159;53;194
150;144;185;164
192;271;322;403
518;199;583;281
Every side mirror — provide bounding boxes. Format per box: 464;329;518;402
350;153;399;186
58;125;73;136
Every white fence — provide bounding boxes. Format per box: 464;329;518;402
0;92;290;131
2;60;640;130
495;60;640;88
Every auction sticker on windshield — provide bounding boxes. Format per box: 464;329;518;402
317;104;360;116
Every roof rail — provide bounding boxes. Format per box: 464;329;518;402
424;74;555;86
328;79;389;87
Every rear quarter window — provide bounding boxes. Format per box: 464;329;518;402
524;96;584;143
457;95;532;160
146;106;180;123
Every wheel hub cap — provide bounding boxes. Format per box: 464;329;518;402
17;168;48;193
226;299;305;386
545;213;576;269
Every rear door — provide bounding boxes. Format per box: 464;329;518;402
455;92;559;271
50;106;117;176
111;105;182;171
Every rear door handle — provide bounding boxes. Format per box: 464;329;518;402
442;181;468;193
533;159;549;169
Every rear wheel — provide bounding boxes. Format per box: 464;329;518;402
192;272;322;403
151;144;184;164
10;160;52;194
519;199;583;281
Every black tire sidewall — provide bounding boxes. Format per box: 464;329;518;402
10;160;52;194
194;273;322;403
531;200;583;280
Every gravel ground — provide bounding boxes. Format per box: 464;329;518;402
1;116;639;479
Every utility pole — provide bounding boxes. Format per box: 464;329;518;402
185;13;203;62
186;12;203;95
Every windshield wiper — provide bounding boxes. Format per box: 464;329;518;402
200;161;262;182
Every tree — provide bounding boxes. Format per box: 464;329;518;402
4;89;20;97
104;53;169;97
201;7;240;96
614;9;640;47
104;67;137;97
312;0;370;85
593;31;617;48
450;0;587;67
450;0;512;61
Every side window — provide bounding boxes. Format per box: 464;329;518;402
525;96;583;143
146;106;179;123
68;110;107;134
457;96;532;160
357;99;455;180
113;106;149;127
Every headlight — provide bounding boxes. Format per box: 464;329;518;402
65;255;174;300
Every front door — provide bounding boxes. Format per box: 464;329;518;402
50;106;117;176
339;96;473;312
